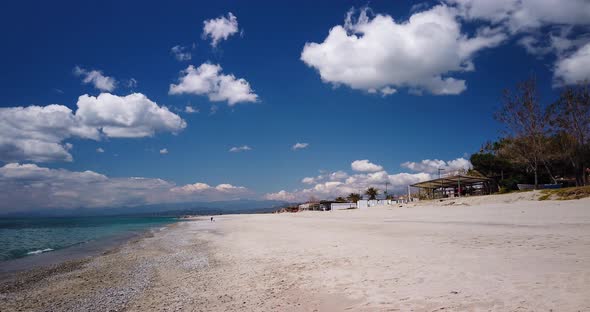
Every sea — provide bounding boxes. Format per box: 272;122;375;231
0;216;179;271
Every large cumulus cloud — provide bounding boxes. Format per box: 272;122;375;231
448;0;590;85
302;1;590;96
0;93;186;163
75;93;186;138
301;5;506;95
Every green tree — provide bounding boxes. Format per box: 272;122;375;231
346;193;361;203
364;187;379;200
334;196;346;203
470;140;526;191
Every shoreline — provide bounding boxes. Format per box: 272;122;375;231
0;220;206;311
0;219;178;278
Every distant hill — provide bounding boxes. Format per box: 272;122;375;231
0;200;292;217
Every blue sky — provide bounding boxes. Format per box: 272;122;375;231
1;0;589;211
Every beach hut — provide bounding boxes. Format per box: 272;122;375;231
410;174;492;199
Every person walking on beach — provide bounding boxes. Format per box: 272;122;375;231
210;217;214;222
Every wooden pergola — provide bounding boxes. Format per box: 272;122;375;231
410;174;492;199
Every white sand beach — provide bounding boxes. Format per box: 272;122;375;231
2;193;590;311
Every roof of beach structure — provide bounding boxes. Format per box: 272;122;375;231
410;174;491;190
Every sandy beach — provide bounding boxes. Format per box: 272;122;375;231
2;193;590;311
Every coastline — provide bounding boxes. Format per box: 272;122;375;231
0;218;180;278
3;217;222;311
2;198;590;311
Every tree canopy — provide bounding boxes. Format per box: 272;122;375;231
364;187;379;200
472;78;590;190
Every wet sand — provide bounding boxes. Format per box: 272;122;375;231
1;195;590;311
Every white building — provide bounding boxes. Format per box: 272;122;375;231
356;199;394;209
330;202;357;210
298;203;311;210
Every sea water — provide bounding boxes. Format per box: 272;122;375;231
0;216;178;261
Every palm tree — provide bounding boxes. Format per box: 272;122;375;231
334;196;346;203
346;193;361;203
365;187;379;200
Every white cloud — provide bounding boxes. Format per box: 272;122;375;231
127;78;138;89
0;163;248;212
351;159;383;172
301;170;349;185
73;66;117;92
169;63;258;106
448;0;590;33
264;164;432;203
159;148;168;154
554;42;590;85
96;147;105;153
170;45;192;61
329;170;348;181
301;177;316;184
229;145;252;152
0;163;166;211
401;157;472;174
446;0;590;85
0;93;186;163
215;183;247;192
0;105;97;162
303;1;590;93
202;12;239;47
447;157;473;171
292;142;309;150
264;190;297;202
401;159;446;173
264;157;471;202
301;5;506;95
171;182;211;192
171;182;246;194
380;86;397;96
76;93;187;138
184;106;199;113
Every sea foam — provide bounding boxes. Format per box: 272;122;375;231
27;248;54;255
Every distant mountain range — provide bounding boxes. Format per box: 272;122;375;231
0;200;292;217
